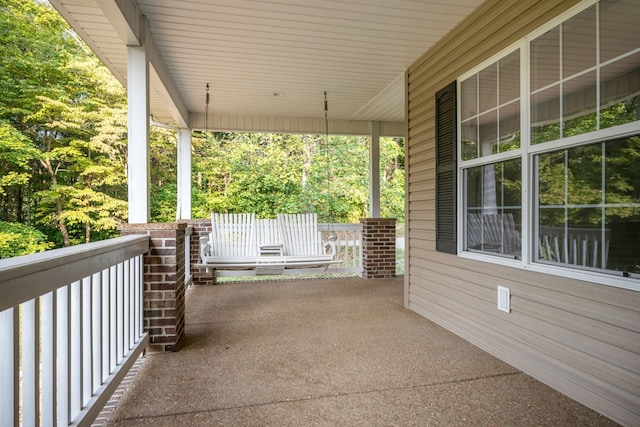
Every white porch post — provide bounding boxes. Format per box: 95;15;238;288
369;121;381;217
127;46;150;223
177;128;192;220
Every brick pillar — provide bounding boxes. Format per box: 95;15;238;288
187;218;215;286
360;218;396;279
120;222;186;352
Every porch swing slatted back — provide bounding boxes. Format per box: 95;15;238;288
538;226;610;268
211;213;256;257
255;218;282;248
208;213;328;259
278;213;322;256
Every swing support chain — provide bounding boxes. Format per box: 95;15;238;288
324;91;337;243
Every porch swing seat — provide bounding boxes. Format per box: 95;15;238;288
198;213;338;277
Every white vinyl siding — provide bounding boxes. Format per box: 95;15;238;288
406;1;640;425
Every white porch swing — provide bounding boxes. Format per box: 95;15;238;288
197;87;339;277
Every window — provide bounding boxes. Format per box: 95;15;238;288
465;159;522;258
461;50;521;160
530;1;640;143
460;50;523;259
455;0;640;283
535;137;640;273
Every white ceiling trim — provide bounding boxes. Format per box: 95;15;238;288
50;0;485;132
350;72;405;122
189;113;404;136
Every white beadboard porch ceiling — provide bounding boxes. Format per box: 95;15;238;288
50;0;483;132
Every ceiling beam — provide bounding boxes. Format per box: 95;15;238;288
49;0;128;83
95;0;141;46
55;0;191;128
144;15;190;128
190;113;404;137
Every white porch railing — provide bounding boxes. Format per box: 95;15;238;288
0;235;149;427
319;223;363;274
185;225;193;287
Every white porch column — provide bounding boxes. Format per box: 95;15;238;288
176;128;192;219
369;121;381;217
127;46;150;223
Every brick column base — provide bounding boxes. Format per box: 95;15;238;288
360;218;397;279
120;222;186;352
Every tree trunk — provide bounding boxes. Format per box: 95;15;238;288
16;187;23;222
301;136;314;191
224;174;230;198
41;157;71;247
2;193;8;221
54;190;71;247
85;221;91;244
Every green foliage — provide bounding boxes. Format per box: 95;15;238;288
0;220;53;258
380;137;405;221
538;135;640;226
150;127;178;222
191;132;405;223
0;122;40;196
522;93;640;229
0;0;406;258
1;0;128;247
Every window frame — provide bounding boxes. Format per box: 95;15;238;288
457;41;527;270
454;0;640;292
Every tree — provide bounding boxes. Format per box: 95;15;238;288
537;97;640;227
0;123;40;221
150;127;178;222
1;0;407;255
193;132;311;218
0;220;53;258
0;0;129;247
380;137;405;221
189;131;405;223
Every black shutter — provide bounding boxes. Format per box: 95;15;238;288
435;81;457;254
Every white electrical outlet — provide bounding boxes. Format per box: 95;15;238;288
497;286;510;313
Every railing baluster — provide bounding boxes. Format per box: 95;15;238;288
117;262;124;361
41;291;56;427
138;254;144;338
82;276;92;406
92;272;102;394
185;233;191;285
109;265;117;373
21;298;40;426
356;230;360;267
345;232;350;268
56;285;70;426
70;280;82;419
123;259;130;352
0;307;19;426
132;257;138;340
348;230;352;267
102;268;111;382
129;258;135;349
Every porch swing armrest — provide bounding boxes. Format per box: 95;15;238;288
323;235;337;258
199;235;213;263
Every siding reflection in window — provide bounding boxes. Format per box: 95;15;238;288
461;50;520;160
531;0;640;144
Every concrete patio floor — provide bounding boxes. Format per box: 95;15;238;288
103;277;618;426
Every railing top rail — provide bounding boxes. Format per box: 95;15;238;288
0;235;149;311
318;223;364;231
